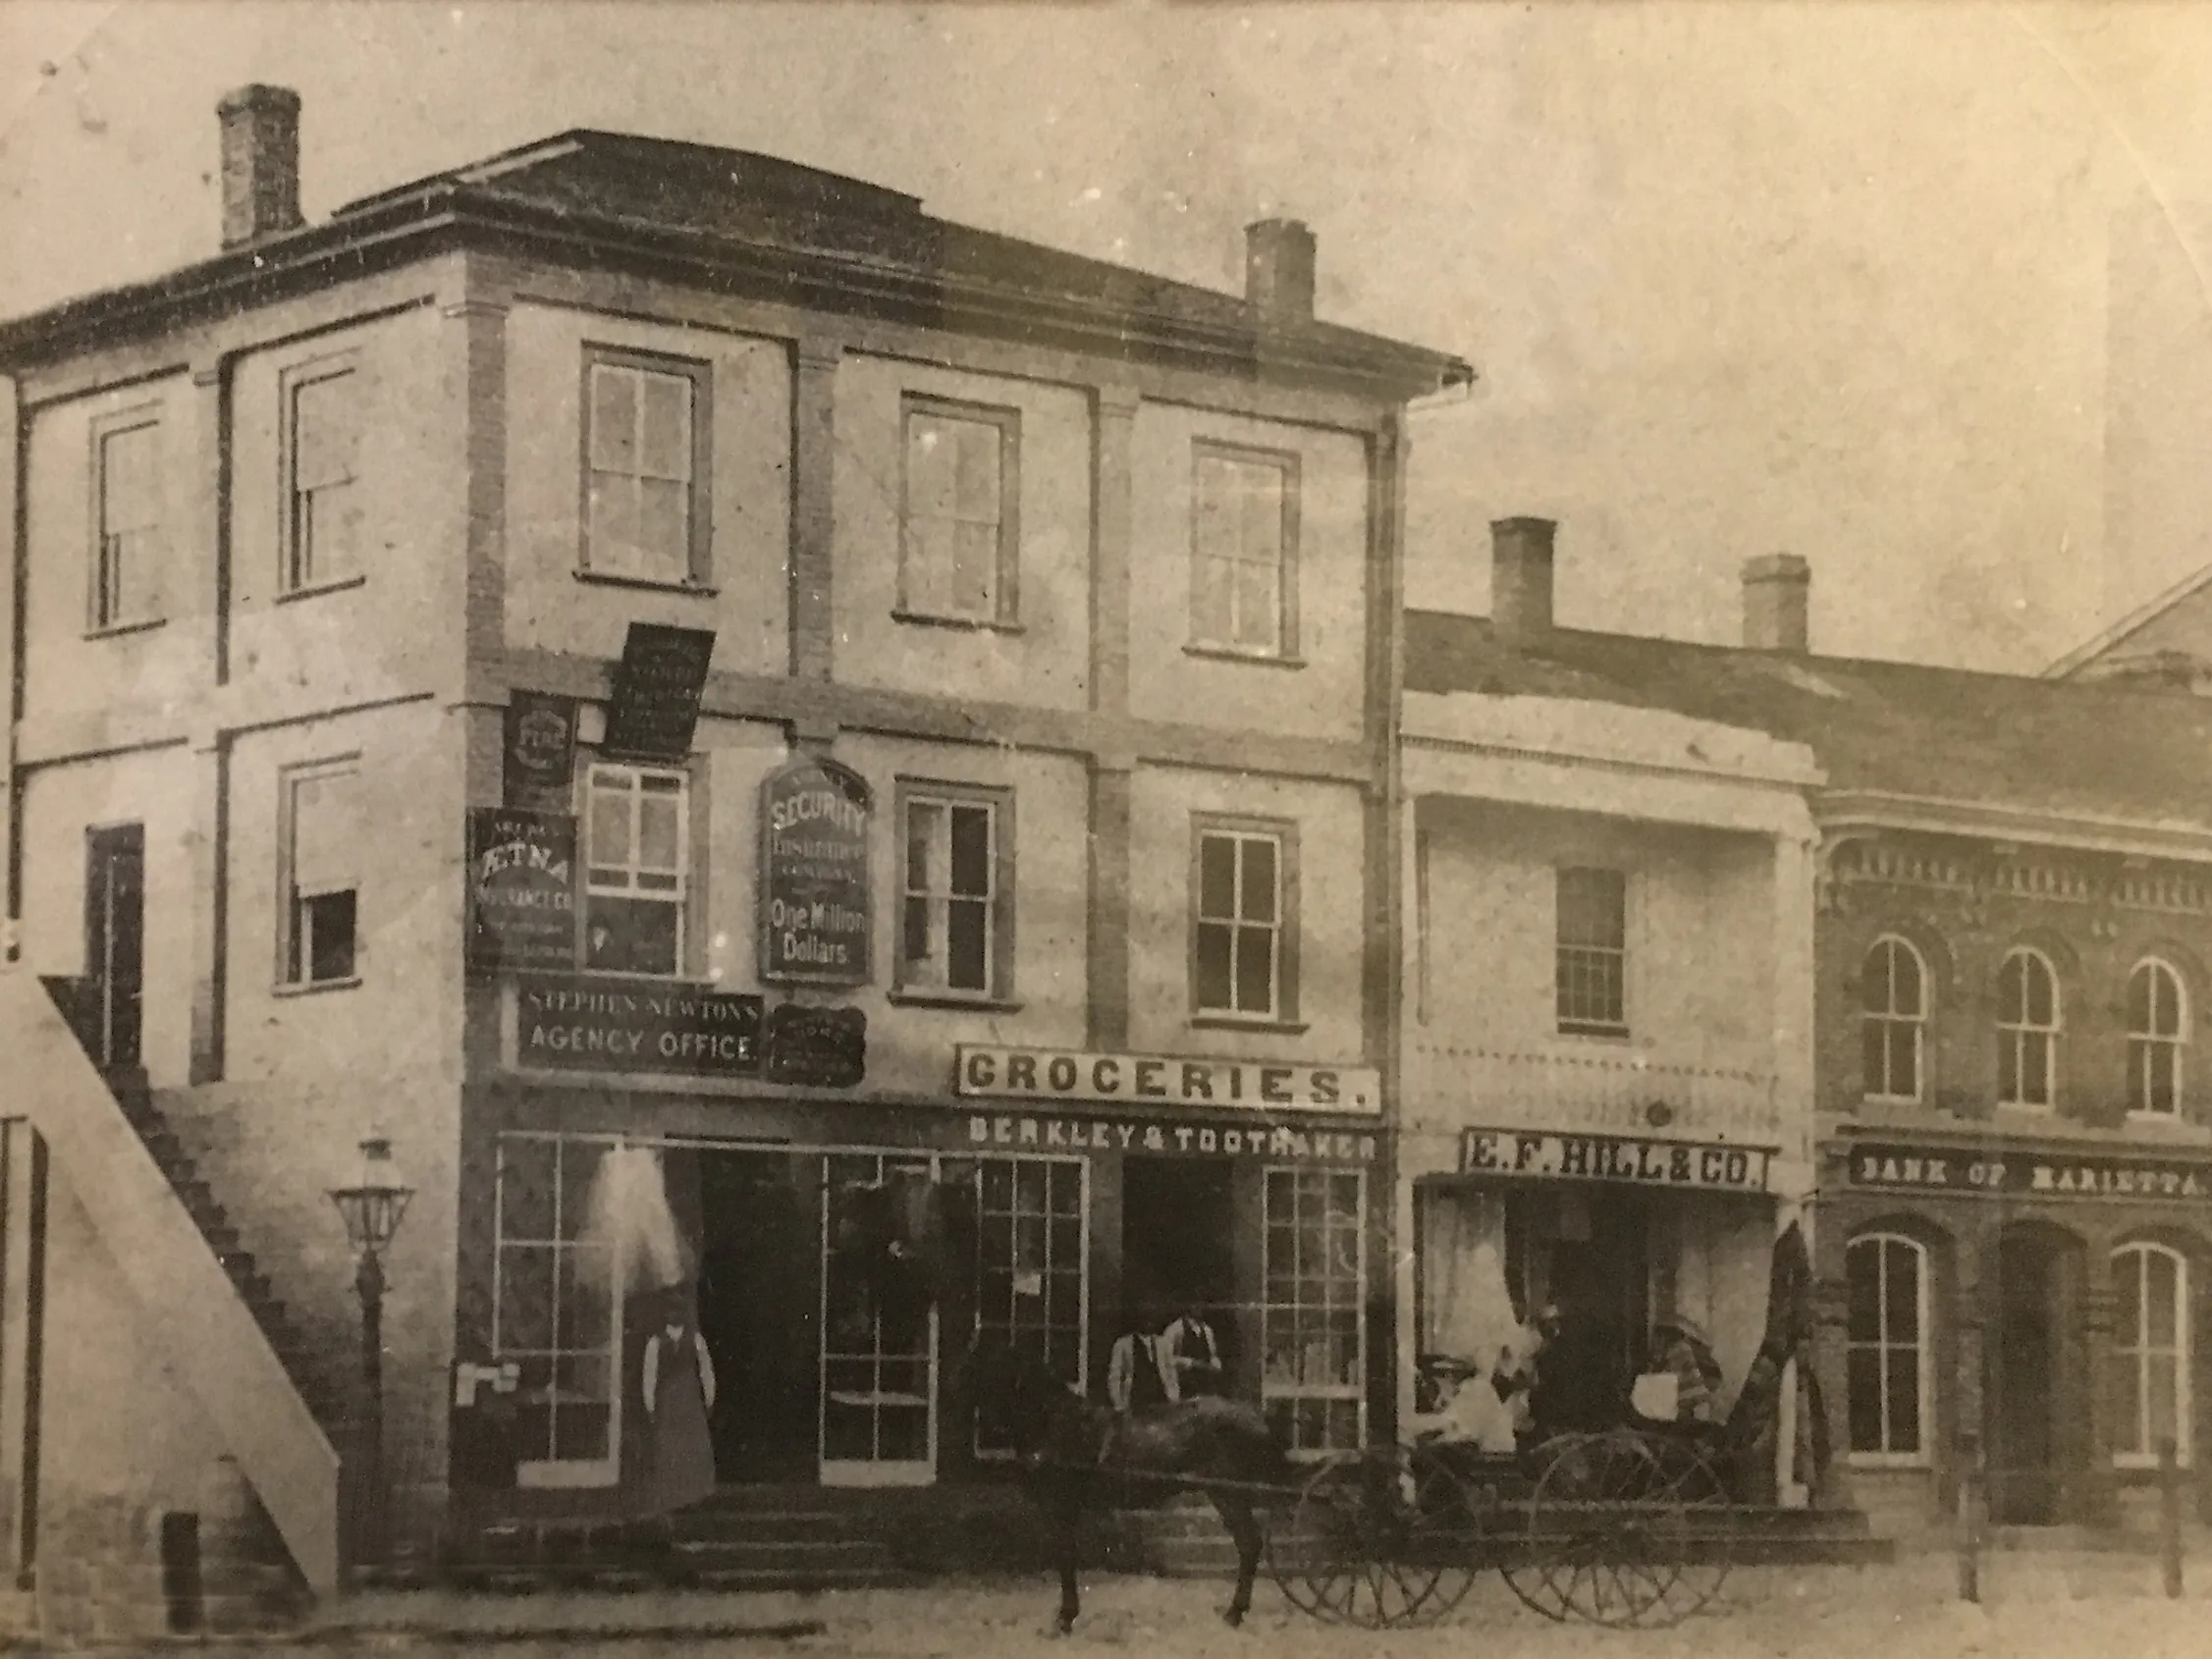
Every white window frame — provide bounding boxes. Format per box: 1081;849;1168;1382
89;412;163;631
1192;820;1295;1023
896;784;1011;1002
897;397;1020;627
1996;946;2061;1109
278;758;361;990
1262;1166;1367;1458
1861;935;1928;1103
580;762;690;980
2128;959;2189;1120
281;359;362;594
970;1154;1088;1460
1845;1233;1931;1468
1556;866;1630;1038
2111;1242;2192;1471
1188;443;1299;659
579;348;710;587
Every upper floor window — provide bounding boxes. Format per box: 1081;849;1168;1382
281;761;360;987
284;364;361;593
1996;947;2059;1108
1189;445;1298;658
897;784;1012;1000
1861;936;1926;1102
1845;1233;1928;1464
582;762;687;977
1194;821;1296;1022
2111;1242;2191;1469
1556;867;1628;1037
899;400;1018;626
582;350;710;587
2129;959;2188;1118
91;417;162;630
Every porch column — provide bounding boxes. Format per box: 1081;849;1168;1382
1950;1227;1988;1522
2078;1283;2120;1526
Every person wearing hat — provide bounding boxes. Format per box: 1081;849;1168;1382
1652;1313;1723;1425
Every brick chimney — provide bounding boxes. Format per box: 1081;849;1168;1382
1245;219;1316;322
218;84;302;248
1743;554;1811;653
1490;518;1557;649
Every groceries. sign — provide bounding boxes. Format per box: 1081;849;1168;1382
1459;1128;1772;1193
955;1045;1380;1114
760;757;872;987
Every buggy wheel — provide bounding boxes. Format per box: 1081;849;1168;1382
1518;1430;1701;1628
1266;1445;1480;1628
1641;1435;1734;1625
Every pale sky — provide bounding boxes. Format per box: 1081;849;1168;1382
7;2;2212;671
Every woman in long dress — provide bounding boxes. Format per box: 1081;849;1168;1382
641;1290;718;1519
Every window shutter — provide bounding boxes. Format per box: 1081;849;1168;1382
292;770;360;897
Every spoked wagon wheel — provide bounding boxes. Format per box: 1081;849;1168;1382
1267;1444;1482;1628
1510;1429;1719;1629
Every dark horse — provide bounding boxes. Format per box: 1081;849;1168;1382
973;1339;1297;1633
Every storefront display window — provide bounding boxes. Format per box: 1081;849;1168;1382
1844;1233;1927;1463
1263;1168;1364;1454
494;1134;619;1483
973;1155;1086;1456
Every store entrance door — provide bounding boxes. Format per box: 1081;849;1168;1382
1529;1191;1649;1433
1987;1229;2067;1525
696;1151;822;1483
1122;1159;1237;1369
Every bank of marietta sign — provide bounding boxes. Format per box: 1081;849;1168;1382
954;1045;1379;1114
1459;1128;1773;1193
1848;1141;2212;1202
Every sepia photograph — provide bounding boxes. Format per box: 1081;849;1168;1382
3;2;2212;1653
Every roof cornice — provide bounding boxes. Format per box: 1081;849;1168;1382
1816;789;2212;863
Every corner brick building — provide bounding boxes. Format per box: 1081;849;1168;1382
0;87;1466;1632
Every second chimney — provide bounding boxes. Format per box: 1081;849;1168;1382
1491;517;1557;648
1742;554;1811;653
1246;219;1316;322
218;84;303;249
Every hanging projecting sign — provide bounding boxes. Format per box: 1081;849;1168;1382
763;1002;868;1089
759;757;873;987
602;623;716;761
502;691;578;812
466;808;577;975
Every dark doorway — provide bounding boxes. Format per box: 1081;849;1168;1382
1122;1158;1236;1357
695;1151;822;1483
1530;1191;1649;1433
1987;1230;2066;1524
83;825;143;1070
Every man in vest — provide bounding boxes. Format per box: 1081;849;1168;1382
1161;1301;1226;1399
1106;1307;1172;1414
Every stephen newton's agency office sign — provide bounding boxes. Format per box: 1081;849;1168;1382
517;976;762;1077
760;757;873;988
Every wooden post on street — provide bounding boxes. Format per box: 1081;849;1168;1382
2159;1436;2184;1599
1957;1431;1982;1604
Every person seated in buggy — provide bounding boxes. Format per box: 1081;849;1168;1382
1631;1313;1725;1435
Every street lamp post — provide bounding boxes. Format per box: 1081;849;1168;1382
330;1137;413;1569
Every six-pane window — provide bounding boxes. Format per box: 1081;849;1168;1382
1263;1168;1366;1455
1861;936;1927;1101
584;354;703;584
282;763;360;986
93;419;161;629
1845;1234;1926;1462
1195;827;1286;1019
582;764;686;977
286;367;360;591
2128;959;2187;1117
2112;1243;2190;1468
1996;947;2060;1107
1190;447;1294;656
1556;867;1629;1036
900;789;1005;998
901;401;1017;624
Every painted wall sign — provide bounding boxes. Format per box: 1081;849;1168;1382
516;975;763;1076
759;757;873;987
1459;1128;1772;1193
955;1045;1380;1114
1846;1142;2212;1202
764;1002;868;1089
502;691;578;812
466;809;577;975
963;1112;1378;1164
602;623;717;761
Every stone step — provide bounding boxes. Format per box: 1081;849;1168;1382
674;1538;901;1570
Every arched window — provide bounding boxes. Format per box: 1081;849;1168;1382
1861;937;1927;1102
1997;948;2060;1108
2111;1243;2191;1468
1845;1233;1928;1463
2128;960;2188;1118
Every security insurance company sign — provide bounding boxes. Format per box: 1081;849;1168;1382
760;757;872;987
1459;1128;1772;1193
955;1045;1380;1113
